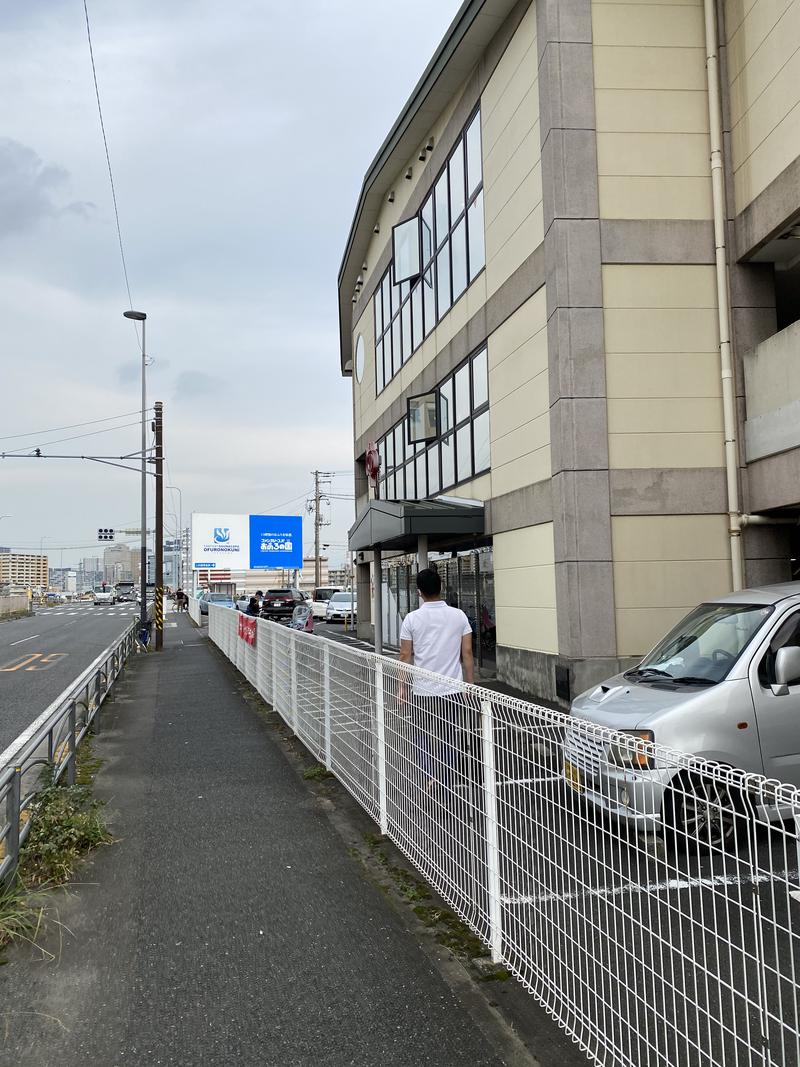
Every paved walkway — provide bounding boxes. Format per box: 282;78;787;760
0;617;522;1067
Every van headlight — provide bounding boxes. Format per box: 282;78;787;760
609;730;655;770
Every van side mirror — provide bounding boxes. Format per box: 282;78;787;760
772;646;800;695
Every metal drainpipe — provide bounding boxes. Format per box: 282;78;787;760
704;0;744;590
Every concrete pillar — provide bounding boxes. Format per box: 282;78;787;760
417;534;428;573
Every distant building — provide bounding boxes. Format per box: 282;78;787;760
103;545;137;584
0;552;48;592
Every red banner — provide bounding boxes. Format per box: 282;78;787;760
238;614;257;646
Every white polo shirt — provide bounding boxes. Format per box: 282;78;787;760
399;599;473;696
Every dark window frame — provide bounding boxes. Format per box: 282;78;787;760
372;104;484;397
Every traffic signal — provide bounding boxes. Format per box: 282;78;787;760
98;528;115;541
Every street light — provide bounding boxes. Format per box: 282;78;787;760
123;309;148;640
166;485;183;589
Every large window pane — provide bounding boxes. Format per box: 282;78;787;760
376;338;384;393
391;317;401;377
436;243;451;317
441;434;455;488
411;281;423;351
467;191;485;280
427;446;440;496
386;432;394;470
423;265;435;337
473;410;490;472
378;438;386;472
456;423;472;483
394;423;405;467
451;218;467;301
421;195;434;265
384;336;392;389
416;452;426;499
391;273;401;318
401;300;412;363
449;144;465;221
455;363;471;424
382;272;391;321
439;377;454;433
434;172;449;246
405;460;416;500
374;289;382;338
466;112;482;197
472;347;488;410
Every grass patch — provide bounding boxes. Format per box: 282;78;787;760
476;967;511;982
0;739;111;958
412;904;489;959
302;763;334;782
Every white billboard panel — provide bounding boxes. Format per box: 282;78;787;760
191;513;251;570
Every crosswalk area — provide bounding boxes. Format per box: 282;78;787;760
37;606;139;617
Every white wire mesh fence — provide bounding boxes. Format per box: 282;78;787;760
209;605;800;1067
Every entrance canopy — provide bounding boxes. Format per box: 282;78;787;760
349;498;484;553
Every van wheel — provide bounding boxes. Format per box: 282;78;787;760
663;773;750;853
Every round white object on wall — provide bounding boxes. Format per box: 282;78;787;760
355;334;365;383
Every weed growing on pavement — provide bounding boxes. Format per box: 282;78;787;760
303;763;334;781
0;739;111;957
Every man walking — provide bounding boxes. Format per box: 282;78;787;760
399;568;474;792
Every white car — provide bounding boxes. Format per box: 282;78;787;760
311;586;343;619
325;591;357;624
93;588;116;606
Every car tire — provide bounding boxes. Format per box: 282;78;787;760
663;771;751;854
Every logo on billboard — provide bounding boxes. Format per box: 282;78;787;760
213;527;231;543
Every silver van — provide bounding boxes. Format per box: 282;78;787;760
565;582;800;843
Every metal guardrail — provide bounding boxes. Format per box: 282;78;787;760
0;620;137;883
209;603;800;1067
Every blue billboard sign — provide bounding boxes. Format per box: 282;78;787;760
248;514;303;569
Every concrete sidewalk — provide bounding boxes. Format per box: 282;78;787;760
0;617;532;1066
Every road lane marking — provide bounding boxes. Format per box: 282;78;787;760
10;634;39;646
0;653;42;671
26;653;68;671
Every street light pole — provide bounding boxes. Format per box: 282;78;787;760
124;309;148;642
166;486;182;588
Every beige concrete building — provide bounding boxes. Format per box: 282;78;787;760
0;552;49;592
338;0;800;704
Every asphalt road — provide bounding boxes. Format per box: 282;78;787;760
0;602;141;753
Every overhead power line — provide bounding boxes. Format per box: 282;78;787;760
1;419;144;455
82;0;136;318
0;409;151;443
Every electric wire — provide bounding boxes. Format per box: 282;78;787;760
82;0;138;332
1;420;144;455
0;409;152;442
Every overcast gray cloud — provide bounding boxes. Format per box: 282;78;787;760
0;0;460;568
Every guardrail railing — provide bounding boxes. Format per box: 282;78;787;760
0;620;137;883
209;603;800;1067
188;596;203;626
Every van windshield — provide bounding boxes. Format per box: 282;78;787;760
628;602;774;685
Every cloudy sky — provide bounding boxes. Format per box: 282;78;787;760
0;0;460;571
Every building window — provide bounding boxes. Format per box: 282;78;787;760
377;344;490;500
373;106;485;395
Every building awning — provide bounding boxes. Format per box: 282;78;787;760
349;497;485;553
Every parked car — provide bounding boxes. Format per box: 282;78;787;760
199;592;236;615
261;589;305;620
565;582;800;847
289;603;315;632
311;586;343;619
325;591;357;624
93;588;116;606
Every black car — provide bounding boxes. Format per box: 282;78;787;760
261;588;305;620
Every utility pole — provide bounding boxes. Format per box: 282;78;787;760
310;471;332;589
154;401;164;650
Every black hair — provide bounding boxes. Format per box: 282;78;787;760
416;567;441;598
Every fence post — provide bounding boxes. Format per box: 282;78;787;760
6;768;21;874
290;631;298;735
270;625;277;710
323;642;332;771
375;659;388;835
66;700;77;786
480;698;502;963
